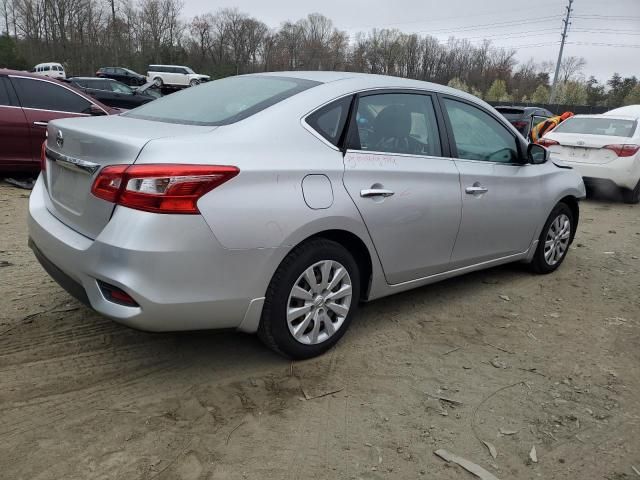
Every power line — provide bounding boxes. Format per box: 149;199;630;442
567;41;640;48
412;16;563;35
342;0;563;30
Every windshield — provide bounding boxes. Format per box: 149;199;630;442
184;67;195;74
554;117;637;137
125;75;321;126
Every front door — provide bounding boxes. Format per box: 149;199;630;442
343;91;462;285
441;97;542;267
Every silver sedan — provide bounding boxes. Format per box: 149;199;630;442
28;72;585;358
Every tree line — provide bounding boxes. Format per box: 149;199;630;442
0;0;638;108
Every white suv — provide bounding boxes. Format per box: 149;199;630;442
146;65;210;88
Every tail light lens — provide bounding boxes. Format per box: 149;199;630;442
538;138;559;147
40;141;47;171
603;144;640;158
513;121;528;130
91;164;239;214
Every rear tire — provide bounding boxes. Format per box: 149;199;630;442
622;181;640;204
258;239;360;359
530;202;574;274
153;77;163;87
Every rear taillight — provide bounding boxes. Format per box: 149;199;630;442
40;141;47;171
513;121;528;130
91;164;239;214
538;138;559;147
603;144;640;158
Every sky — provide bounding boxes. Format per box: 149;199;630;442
181;0;640;83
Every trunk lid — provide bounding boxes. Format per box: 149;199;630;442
43;115;215;239
544;132;630;165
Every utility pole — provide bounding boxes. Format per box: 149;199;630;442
549;0;574;104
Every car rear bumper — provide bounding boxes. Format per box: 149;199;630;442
558;156;640;190
28;175;278;332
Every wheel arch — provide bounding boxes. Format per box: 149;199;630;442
303;229;373;301
558;195;579;243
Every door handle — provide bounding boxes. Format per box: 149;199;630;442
465;185;489;194
33;121;48;127
360;188;395;198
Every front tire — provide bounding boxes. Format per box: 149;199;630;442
530;202;574;274
153;77;163;87
189;79;200;87
258;239;360;359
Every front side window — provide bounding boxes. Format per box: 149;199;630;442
306;96;352;147
125;75;320;126
348;93;442;157
12;77;92;114
443;98;519;163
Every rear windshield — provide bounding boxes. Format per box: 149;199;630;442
125;75;321;126
554;117;637;137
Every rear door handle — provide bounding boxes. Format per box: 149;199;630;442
360;188;395;198
33;121;48;127
465;185;489;194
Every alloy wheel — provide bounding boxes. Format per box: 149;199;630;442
286;260;353;345
544;213;571;266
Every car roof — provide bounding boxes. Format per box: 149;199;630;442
603;105;640;119
70;76;116;81
35;62;63;67
257;71;478;95
148;64;189;68
1;68;59;79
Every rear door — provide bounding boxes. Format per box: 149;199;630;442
342;90;462;284
441;96;541;267
0;76;32;170
9;75;99;161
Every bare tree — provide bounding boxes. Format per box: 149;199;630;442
560;55;586;83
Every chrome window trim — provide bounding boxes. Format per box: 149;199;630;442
8;75;108;114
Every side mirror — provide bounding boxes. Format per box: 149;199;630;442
528;143;549;165
89;104;107;116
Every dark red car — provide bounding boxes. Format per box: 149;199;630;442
0;69;118;173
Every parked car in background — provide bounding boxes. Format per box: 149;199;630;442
96;67;146;86
0;69;116;173
28;72;585;359
68;77;156;109
33;62;66;80
540;113;640;203
495;106;553;137
146;65;210;88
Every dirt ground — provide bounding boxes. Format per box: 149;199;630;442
1;181;639;480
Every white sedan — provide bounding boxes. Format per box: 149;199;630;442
540;112;640;203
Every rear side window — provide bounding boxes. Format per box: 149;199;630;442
443;98;519;163
553;117;637;137
347;93;442;157
306;96;352;147
0;78;10;106
11;77;92;114
125;75;321;126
